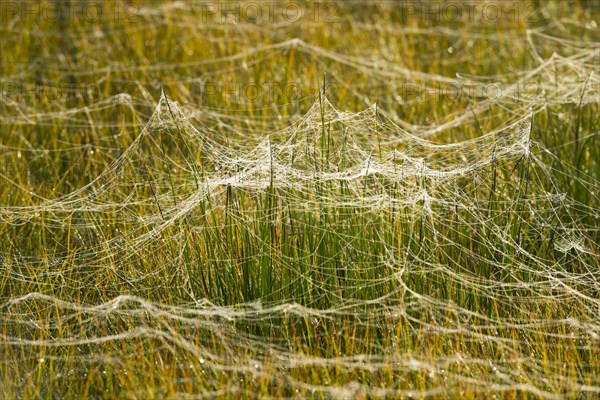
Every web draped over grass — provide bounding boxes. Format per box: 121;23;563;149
0;6;599;398
1;88;599;397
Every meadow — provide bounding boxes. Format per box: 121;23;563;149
0;1;599;398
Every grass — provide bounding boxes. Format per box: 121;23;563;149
0;1;599;399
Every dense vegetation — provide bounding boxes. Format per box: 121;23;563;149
0;1;598;398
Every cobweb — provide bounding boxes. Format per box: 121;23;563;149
1;88;598;397
0;6;599;399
